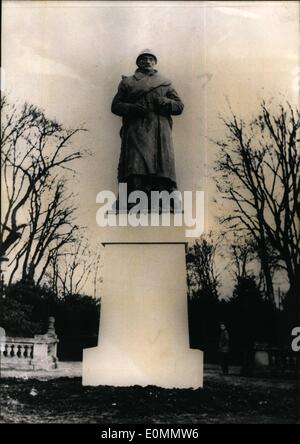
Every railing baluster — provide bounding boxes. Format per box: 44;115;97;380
10;344;15;357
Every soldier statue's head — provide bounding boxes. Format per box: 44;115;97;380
136;49;157;72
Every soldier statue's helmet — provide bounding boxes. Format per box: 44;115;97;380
136;49;158;65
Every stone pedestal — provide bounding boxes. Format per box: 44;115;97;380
83;226;203;388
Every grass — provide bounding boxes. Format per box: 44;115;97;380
0;372;299;424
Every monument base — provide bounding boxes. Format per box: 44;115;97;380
83;228;203;389
83;345;202;389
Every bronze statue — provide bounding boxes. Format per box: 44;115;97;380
111;49;184;209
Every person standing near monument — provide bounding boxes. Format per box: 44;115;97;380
218;323;230;375
111;49;184;207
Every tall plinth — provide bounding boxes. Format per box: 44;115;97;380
83;224;203;388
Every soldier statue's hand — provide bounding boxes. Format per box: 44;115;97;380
154;96;168;106
128;104;147;117
153;96;170;116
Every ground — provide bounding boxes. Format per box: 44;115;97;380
0;365;299;424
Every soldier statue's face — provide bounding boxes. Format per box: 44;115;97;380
137;55;157;72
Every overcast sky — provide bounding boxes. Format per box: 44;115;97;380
2;0;299;295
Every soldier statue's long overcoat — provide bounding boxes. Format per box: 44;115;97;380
111;69;184;189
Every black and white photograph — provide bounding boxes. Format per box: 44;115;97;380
0;0;299;427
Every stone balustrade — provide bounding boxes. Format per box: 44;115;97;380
268;347;299;371
254;342;299;376
0;317;59;371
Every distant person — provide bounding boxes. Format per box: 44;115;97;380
218;323;230;375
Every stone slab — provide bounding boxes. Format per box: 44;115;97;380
96;213;201;243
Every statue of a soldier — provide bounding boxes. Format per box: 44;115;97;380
111;49;184;210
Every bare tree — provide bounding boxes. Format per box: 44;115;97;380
92;249;102;299
215;101;299;304
230;236;256;280
7;177;79;285
1;96;86;258
186;234;220;299
45;237;101;298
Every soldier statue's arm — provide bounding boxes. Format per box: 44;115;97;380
111;80;146;117
154;87;184;116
